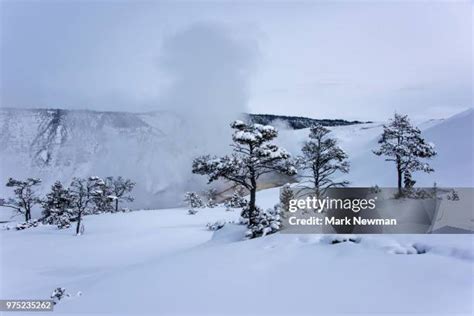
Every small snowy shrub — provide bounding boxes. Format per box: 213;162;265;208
188;209;198;215
43;207;73;229
184;192;204;215
184;192;204;208
206;221;226;231
245;205;281;239
369;185;381;194
224;192;247;211
239;205;252;225
15;220;40;231
323;235;361;244
447;189;460;201
56;214;71;229
50;287;69;304
204;188;219;208
404;183;440;200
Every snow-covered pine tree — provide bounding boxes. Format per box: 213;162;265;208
192;120;296;229
297;124;349;197
224;191;248;210
245;204;281;238
184;192;204;214
204;188;218;208
373;113;436;196
69;177;104;235
41;181;73;228
105;176;135;212
279;183;294;212
1;178;41;222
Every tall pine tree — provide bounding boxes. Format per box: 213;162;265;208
373;113;436;196
297;124;349;197
193;120;296;227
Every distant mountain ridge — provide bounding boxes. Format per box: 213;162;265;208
247;113;366;129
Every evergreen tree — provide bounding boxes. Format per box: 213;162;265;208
297;124;349;197
224;191;248;209
373;113;436;196
192;120;296;228
279;183;294;212
204;188;218;208
184;192;204;214
1;178;41;221
245;204;281;238
41;181;73;228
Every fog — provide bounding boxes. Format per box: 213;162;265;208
1;1;471;120
0;22;258;210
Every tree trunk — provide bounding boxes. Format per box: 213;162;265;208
249;176;257;226
76;213;82;235
397;162;402;196
115;199;119;213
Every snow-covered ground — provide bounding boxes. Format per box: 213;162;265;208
0;109;473;315
1;186;473;315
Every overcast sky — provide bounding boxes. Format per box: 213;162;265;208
1;1;472;121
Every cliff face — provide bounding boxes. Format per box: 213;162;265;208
0;108;190;209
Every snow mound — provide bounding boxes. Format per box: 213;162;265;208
210;223;247;243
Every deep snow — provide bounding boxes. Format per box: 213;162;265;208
0;109;473;315
0;188;473;315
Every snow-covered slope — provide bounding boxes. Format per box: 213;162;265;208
0;189;472;315
322;109;473;187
